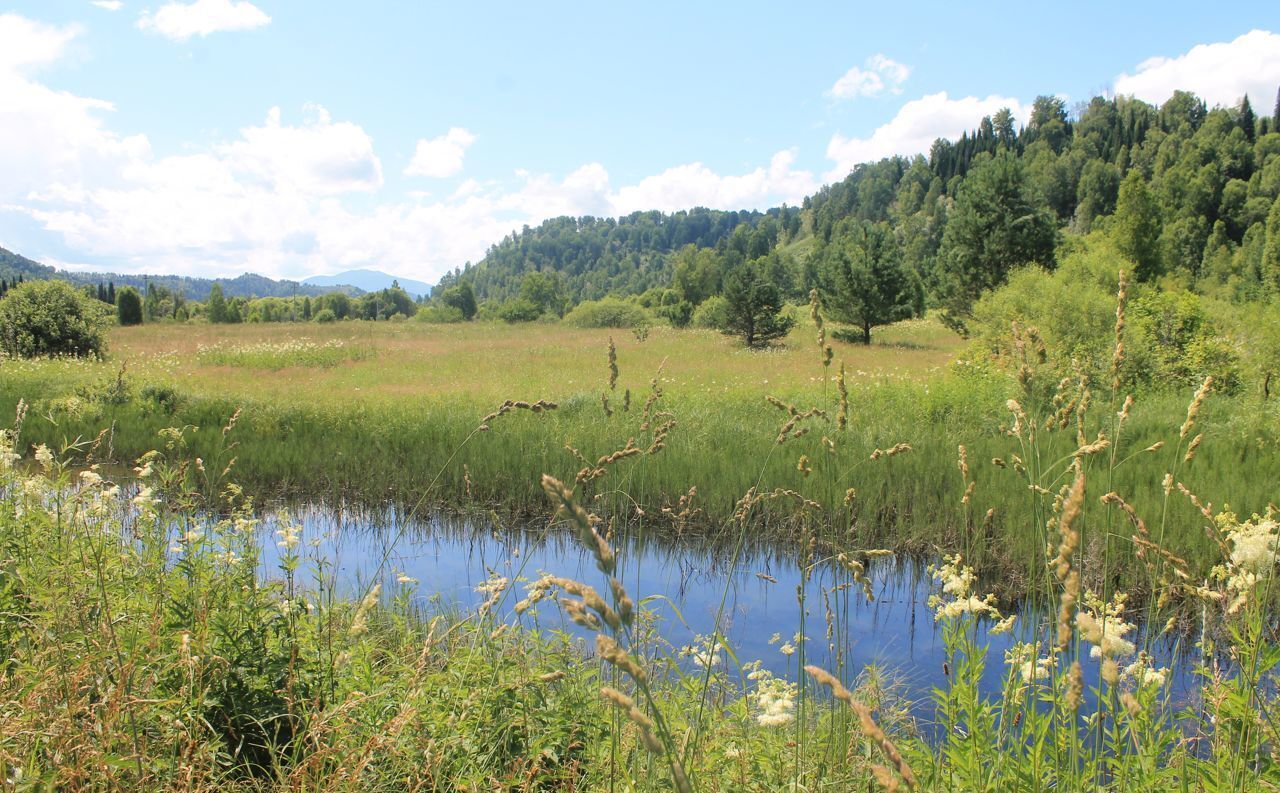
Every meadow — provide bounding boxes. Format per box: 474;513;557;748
1;365;1278;790
2;315;1275;590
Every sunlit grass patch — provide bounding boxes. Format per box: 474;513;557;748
194;338;374;369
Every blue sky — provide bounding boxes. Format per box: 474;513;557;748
1;1;1277;283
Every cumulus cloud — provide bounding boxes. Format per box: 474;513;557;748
138;0;270;41
405;127;476;178
0;13;81;72
91;1;124;11
218;105;383;194
0;12;819;283
828;54;911;100
826;92;1026;177
0;15;149;204
613;150;816;214
1114;29;1280;109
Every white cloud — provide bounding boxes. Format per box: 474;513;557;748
826;92;1026;177
138;0;270;41
0;13;81;72
1114;29;1280;109
0;16;149;205
218;105;383;194
613;150;816;214
92;1;124;11
1;12;816;284
405;127;476;178
828;54;911;100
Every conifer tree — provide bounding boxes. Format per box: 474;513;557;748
721;259;794;347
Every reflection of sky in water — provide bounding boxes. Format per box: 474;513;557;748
258;506;1202;720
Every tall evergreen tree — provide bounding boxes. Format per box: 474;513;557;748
1239;95;1257;142
1113;170;1164;281
822;221;920;344
116;286;143;326
937;151;1056;326
207;283;228;324
721;260;794;348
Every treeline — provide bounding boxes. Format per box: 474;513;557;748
109;282;424;326
433;208;801;305
0;245;356;300
419;88;1280;346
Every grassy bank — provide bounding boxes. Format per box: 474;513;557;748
1;406;1278;790
2;318;1278;588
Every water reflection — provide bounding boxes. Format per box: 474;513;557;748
257;504;1201;715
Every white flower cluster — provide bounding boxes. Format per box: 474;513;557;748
746;663;797;728
927;554;1002;622
679;634;724;670
1005;642;1054;684
1076;592;1136;661
1213;511;1280;613
0;431;20;472
1122;652;1170;688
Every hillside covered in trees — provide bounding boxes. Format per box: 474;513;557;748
432;89;1280;342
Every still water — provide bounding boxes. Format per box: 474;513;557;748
257;504;1200;714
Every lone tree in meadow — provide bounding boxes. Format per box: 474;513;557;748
721;259;794;348
822;220;921;344
0;279;110;358
116;286;143;326
207;283;229;323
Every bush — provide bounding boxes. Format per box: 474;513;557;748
415;303;465;323
497;298;542;323
313;309;337;323
656;300;694;328
0;279;110;359
116;286;143;326
562;298;651;328
690;295;730;330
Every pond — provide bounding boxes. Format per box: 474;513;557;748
256;503;1203;718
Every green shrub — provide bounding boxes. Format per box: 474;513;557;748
415;303;466;323
313;308;337;323
655;300;693;328
497;298;542;323
0;279;110;359
116;286;143;326
562;297;651;328
690;295;730;329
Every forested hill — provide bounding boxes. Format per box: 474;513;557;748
435;207;800;304
0;246;359;300
436;89;1280;326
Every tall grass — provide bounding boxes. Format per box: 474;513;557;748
2;356;1278;789
3;331;1276;587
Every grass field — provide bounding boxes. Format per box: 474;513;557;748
2;315;1277;590
4;316;1280;789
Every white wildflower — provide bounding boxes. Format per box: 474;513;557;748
928;554;1003;623
33;444;53;471
751;669;797;728
1077;592;1136;662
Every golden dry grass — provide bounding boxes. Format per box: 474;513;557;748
104;316;962;408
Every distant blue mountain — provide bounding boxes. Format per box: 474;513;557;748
304;269;434;297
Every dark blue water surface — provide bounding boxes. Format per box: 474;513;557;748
257;505;1202;717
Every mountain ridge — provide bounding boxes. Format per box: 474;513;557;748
303;269;433;297
0;247;363;300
